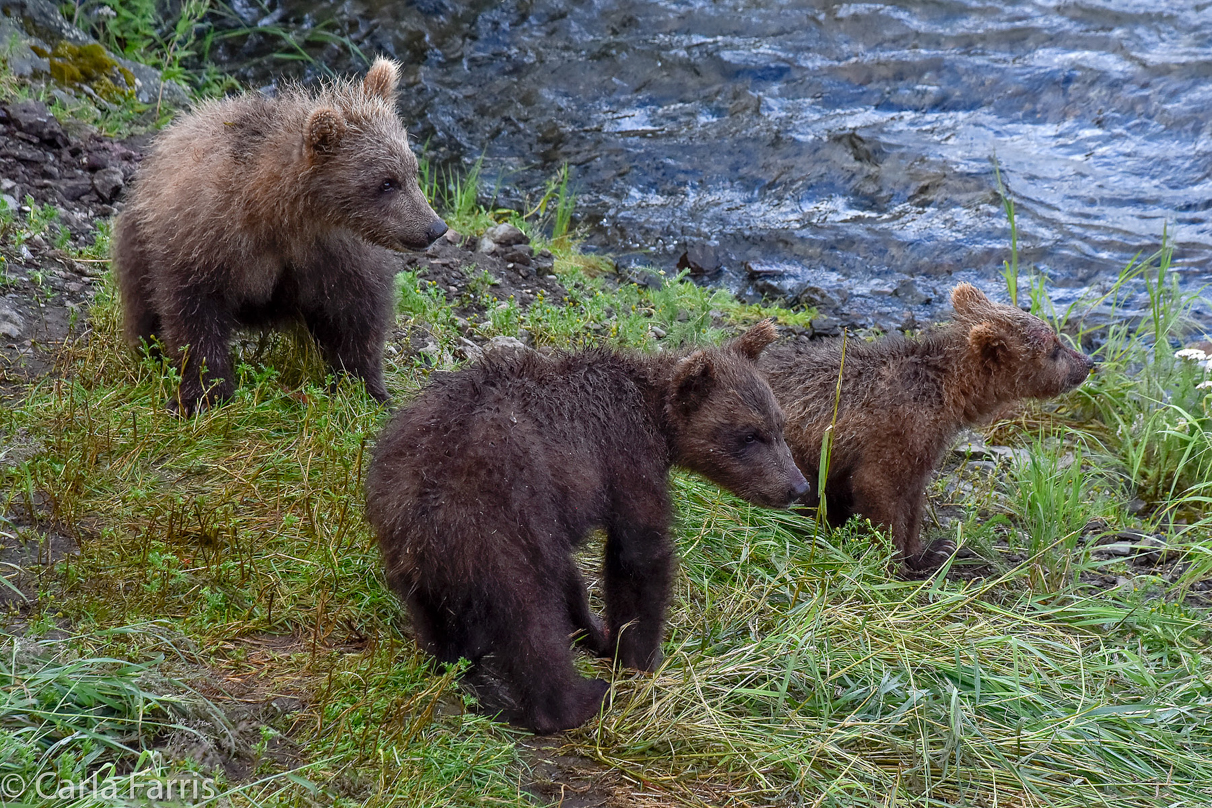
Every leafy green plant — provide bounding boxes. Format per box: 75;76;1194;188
526;163;576;242
484;297;521;339
992;156;1019;306
1073;245;1210;515
1007;440;1102;591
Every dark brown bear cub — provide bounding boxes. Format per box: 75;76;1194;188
365;321;809;734
761;284;1094;571
113;58;446;413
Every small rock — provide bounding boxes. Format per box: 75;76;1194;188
9;99;68;147
0;178;15;191
0;305;25;339
894;278;928;306
677;242;721;275
810;315;840;337
417;338;442;361
50;88;78;109
1080;517;1111;539
964;460;999;475
458;337;484;362
728;90;762;117
442;228;463;244
84;151;112;172
797;284;849;311
1093;542;1134;558
91;166;125;202
476;235;496;254
1184;338;1212;356
952;438;1031;466
502;246;534;266
628;269;665;290
485;335;527;353
650;326;667;339
744;261;784;278
1093;530;1173;566
533;249;555;272
484;223;528;248
951;430;987;456
59;178;92;201
0;194;17;212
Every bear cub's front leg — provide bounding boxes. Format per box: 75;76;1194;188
604;516;675;672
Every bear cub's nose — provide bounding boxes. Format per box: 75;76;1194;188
425;220;449;245
788;468;811;503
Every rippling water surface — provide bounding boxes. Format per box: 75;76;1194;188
222;0;1212;327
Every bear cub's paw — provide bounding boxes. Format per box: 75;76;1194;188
532;677;610;735
905;537;958;573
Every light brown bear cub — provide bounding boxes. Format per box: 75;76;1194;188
114;58;446;413
366;321;809;734
761;284;1095;570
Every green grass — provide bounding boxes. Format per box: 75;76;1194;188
3;215;1210;805
585;478;1212;806
0;628;239;806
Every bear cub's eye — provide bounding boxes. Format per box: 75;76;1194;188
744;431;761;445
380;178;398;194
1049;344;1063;360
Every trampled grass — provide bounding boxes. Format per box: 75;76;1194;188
585;477;1212;806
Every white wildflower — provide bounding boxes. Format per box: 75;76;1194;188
1175;348;1208;362
1197;380;1212;390
94;5;117;18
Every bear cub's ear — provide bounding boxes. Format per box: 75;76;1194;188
951;283;992;319
729;318;778;361
968;321;1008;363
671;351;717;418
306;107;347;156
363;57;401;102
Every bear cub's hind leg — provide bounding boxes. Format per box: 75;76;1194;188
493;585;609;734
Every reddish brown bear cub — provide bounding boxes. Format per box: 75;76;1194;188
113;58;446;413
761;284;1095;571
365;321;809;734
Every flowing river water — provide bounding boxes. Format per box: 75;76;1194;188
218;0;1212;329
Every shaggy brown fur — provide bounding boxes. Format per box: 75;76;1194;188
365;321;809;733
113;58;446;413
761;284;1095;570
